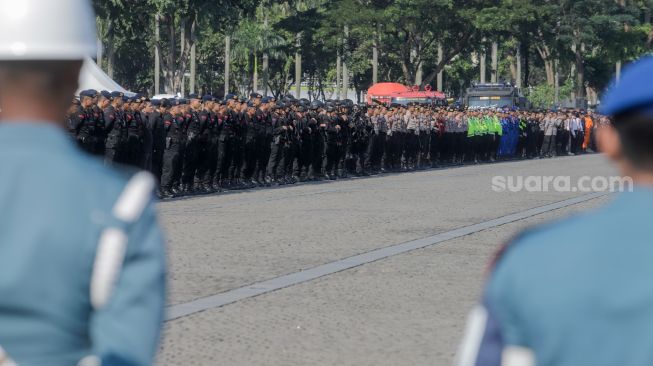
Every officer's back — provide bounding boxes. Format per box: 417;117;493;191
456;56;653;366
0;1;166;365
0;124;164;366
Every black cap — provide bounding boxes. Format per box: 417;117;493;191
110;91;124;100
80;89;98;98
202;95;214;102
188;93;200;100
151;99;162;107
161;98;171;108
250;92;262;99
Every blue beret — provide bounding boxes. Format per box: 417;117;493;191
601;56;653;116
151;99;162;106
261;97;270;103
202;95;214;102
247;101;255;107
160;99;171;108
110;91;124;99
188;93;200;100
250;92;262;99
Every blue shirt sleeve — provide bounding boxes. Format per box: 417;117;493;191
90;200;166;366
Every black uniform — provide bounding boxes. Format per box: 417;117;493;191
76;106;100;155
124;110;146;168
150;111;169;182
201;111;220;191
181;110;206;191
216;111;236;187
266;112;288;181
104;105;125;165
161;113;187;195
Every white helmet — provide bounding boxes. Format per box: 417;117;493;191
0;0;96;60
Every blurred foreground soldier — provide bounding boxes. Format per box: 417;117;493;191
456;56;653;366
0;1;166;365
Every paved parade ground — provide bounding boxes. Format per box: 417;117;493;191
157;154;616;365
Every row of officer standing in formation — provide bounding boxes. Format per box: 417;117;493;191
67;90;606;198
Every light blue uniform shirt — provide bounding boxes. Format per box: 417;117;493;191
0;123;166;366
458;188;653;366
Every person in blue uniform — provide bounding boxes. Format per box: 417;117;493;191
0;1;166;366
456;56;653;366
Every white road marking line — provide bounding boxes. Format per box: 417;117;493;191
165;191;609;321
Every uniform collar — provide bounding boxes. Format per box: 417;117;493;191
0;122;76;152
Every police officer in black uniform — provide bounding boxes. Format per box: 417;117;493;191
161;100;188;198
216;95;238;189
66;97;83;141
181;94;206;193
150;98;171;184
350;104;371;176
76;89;99;154
103;91;125;165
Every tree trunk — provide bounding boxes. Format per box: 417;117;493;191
545;60;554;86
295;33;301;98
342;25;349;99
180;18;186;96
554;59;559;105
509;57;517;85
575;42;585;108
96;37;103;69
224;35;231;96
107;34;115;79
154;14;161;95
165;16;175;94
522;40;529;87
480;50;486;83
336;48;341;99
372;25;378;85
190;16;196;95
262;12;269;96
516;42;522;88
253;53;259;93
490;41;498;83
437;43;443;91
534;42;554;86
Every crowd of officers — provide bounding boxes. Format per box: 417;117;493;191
66;89;605;198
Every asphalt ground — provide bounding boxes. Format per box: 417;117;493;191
157;154;616;365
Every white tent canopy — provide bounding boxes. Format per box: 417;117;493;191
76;57;134;96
